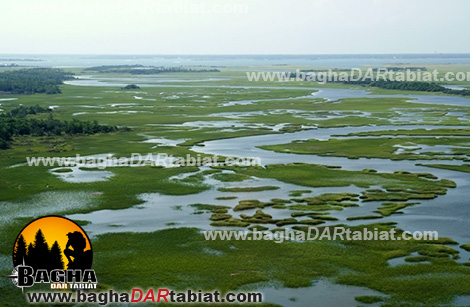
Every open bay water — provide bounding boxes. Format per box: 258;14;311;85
2;53;470;68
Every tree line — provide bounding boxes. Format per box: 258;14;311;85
342;78;470;96
286;68;469;96
0;105;129;149
0;68;74;94
13;230;64;271
84;65;220;74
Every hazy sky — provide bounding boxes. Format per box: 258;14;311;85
1;0;469;54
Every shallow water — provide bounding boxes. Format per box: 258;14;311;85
258;279;386;307
69;172;364;236
64;75;228;87
443;85;468;91
6;54;470;68
141;137;187;146
387;252;431;267
69;123;470;247
454;295;470;306
0;191;97;223
50;167;114;183
66;77;470;106
221;93;316;107
59;84;470;304
313;88;470;106
194;124;470;245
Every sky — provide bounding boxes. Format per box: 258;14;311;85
1;0;469;55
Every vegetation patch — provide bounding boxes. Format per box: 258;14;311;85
210;218;250;227
190;203;230;213
52;168;73;173
73;226;470;306
215;196;238;200
261;137;470;161
355;295;384;304
347;215;383;221
224;163;456;192
0;105;127;149
460;244;470;252
233;200;272;211
288;190;312;197
291;212;338;221
218;186;280;193
212;172;252;182
121;84;140;90
0;68;73;94
375;202;420;216
405;256;430;263
347;128;470;137
240;210;276;224
419;163;470;173
287;193;359;212
84;65;220;74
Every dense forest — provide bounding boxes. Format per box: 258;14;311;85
0;105;128;149
0;68;74;94
84;65;220;74
342;78;470;96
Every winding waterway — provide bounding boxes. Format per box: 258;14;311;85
65;81;470;305
67;81;470;243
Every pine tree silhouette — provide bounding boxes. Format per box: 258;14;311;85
28;229;50;271
26;242;35;268
13;234;27;266
49;241;64;270
15;228;84;272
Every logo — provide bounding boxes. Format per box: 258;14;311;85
5;216;97;292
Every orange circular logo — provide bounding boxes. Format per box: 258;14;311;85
13;216;92;272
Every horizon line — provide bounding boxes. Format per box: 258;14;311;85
1;52;470;56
